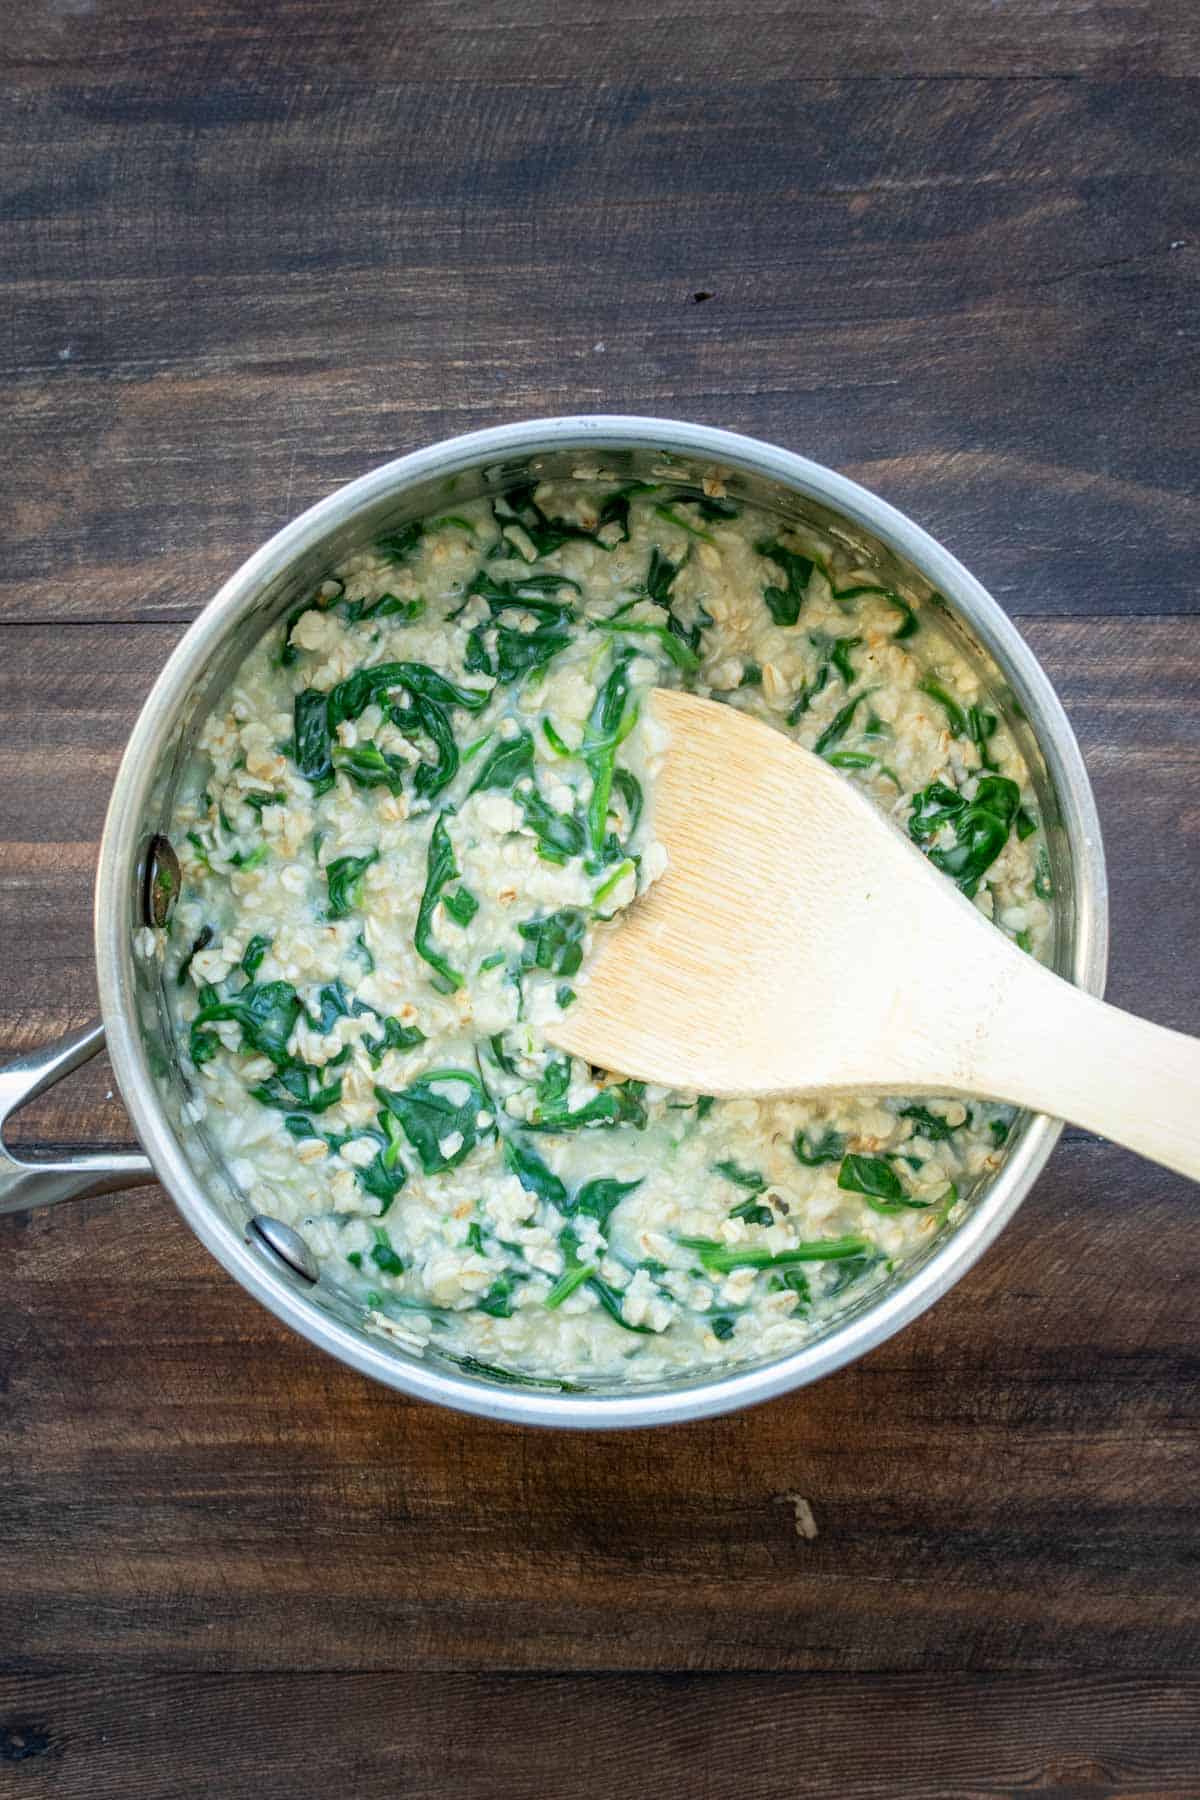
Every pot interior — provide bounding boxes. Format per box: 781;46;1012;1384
113;428;1099;1415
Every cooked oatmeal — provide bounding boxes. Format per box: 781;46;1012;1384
164;475;1052;1383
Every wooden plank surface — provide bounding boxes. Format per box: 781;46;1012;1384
5;0;1199;81
3;1137;1198;1676
2;2;1199;1794
2;1673;1199;1800
1;71;1197;624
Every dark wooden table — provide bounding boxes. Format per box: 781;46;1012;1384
2;4;1199;1795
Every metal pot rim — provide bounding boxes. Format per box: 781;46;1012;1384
94;415;1109;1428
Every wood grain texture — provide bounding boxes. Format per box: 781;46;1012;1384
1;4;1198;1793
5;0;1200;82
1;67;1196;624
2;1137;1198;1675
2;1673;1199;1799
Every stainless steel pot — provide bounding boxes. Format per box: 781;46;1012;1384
0;418;1108;1427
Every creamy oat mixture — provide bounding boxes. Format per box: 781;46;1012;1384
164;473;1052;1384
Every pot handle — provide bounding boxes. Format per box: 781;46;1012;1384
0;1021;156;1216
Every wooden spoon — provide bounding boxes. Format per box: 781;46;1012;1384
548;689;1200;1181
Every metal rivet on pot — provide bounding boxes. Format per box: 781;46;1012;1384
248;1215;319;1284
143;835;181;928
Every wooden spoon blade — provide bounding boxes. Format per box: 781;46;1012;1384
547;688;1007;1096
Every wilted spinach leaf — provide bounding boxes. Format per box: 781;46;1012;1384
342;593;425;626
369;1223;405;1273
611;768;643;837
251;1066;343;1113
645;546;680;605
466;569;580;616
908;775;1020;898
518;908;586;977
680;1234;870;1272
377;1068;494;1174
332;742;409;794
327;661;487;736
712;1159;766;1193
385;693;460;802
672;492;740;521
294;688;333;785
414;813;464;992
305;978;349;1032
898;1103;969;1142
920;677;1000;769
637;545;711;657
477;1274;520;1318
521;787;586;864
582;653;638;858
544;1223;598;1308
570;1176;643;1231
814;689;874;758
356;1114;408;1212
442;885;479;927
239;934;272;981
837;1153;933;1215
363;1015;427;1066
729;1197;774;1228
190;979;302;1069
830;636;861;686
793;1126;846;1167
528;1079;647;1134
492;482;634;557
326;850;378;919
504;1136;568;1210
469;729;535;795
757;538;814;627
376;521;424;564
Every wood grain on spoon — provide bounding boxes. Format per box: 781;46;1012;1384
548;689;1200;1182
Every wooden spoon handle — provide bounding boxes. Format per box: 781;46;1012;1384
970;959;1200;1180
